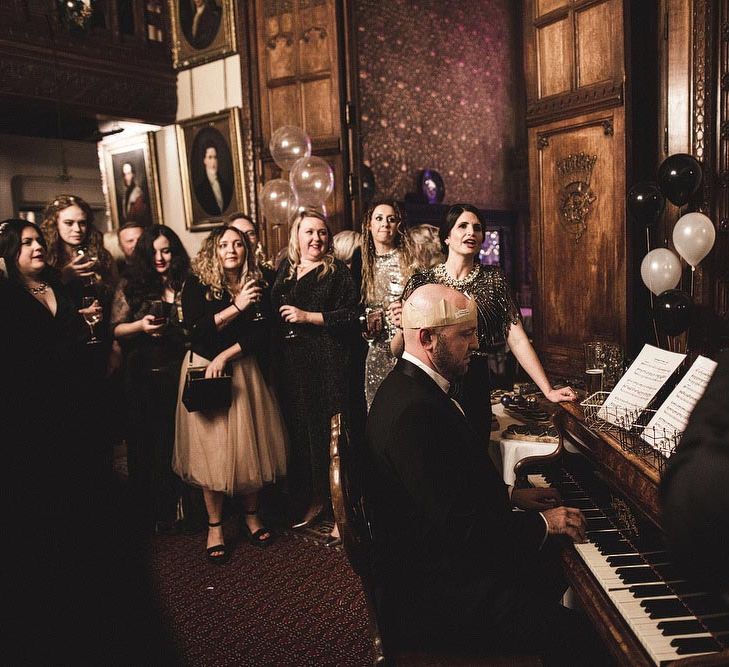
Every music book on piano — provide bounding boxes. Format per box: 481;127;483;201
641;355;717;454
597;344;686;426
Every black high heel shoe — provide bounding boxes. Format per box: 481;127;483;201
242;509;275;547
206;520;230;564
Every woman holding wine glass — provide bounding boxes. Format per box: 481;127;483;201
173;226;287;563
395;204;577;444
270;210;360;539
360;199;417;408
111;225;192;534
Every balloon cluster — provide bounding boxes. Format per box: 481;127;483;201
259;126;335;228
629;153;715;340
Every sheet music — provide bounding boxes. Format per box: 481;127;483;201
596;344;686;425
642;355;717;454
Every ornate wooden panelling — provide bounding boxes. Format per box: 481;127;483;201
537;0;569;16
0;1;175;125
537;17;573;98
528;109;627;375
575;1;616;88
525;0;624;126
251;0;348;260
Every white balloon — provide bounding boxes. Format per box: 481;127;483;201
269;126;311;172
672;212;716;267
259;179;298;227
289;156;334;206
640;248;682;296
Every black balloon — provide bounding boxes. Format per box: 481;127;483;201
627;181;665;228
654;289;693;336
657;153;702;207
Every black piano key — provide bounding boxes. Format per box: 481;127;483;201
658;619;704;636
642;598;691;618
642;551;671;566
565;499;595;509
608;554;644;566
617;566;661;584
671;637;722;654
659;616;729;635
630;583;673;598
585;517;614;530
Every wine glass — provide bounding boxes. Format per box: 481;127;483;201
249;268;266;322
81;295;102;345
75;246;98;287
279;290;297;340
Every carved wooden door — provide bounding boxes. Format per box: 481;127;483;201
252;0;348;259
524;0;628;375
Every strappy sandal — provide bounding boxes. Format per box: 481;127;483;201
242;509;275;547
206;520;230;564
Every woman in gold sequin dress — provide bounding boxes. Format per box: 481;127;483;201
398;203;577;443
360;199;416;408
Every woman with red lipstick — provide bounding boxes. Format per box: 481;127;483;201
111;225;192;534
271;210;360;539
174;226;287;563
397;203;577;444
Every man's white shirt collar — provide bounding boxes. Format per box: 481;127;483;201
402;351;450;395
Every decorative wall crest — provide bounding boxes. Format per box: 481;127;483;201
556;152;597;242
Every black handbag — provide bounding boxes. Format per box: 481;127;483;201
182;351;232;413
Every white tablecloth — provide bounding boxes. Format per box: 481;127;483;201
490;403;559;486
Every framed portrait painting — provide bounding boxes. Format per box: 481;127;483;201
101;132;162;230
169;0;237;70
177;108;248;232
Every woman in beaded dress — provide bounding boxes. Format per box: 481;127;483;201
360;199;416;408
397;204;577;444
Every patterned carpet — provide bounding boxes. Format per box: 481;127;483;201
149;520;373;666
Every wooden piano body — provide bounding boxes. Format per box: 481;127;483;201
544;402;729;666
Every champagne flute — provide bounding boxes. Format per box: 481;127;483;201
249;267;266;322
279;290;297;340
81;295;102;345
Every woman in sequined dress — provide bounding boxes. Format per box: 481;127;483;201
396;203;577;443
360;199;417;408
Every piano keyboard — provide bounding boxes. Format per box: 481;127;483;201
528;468;729;665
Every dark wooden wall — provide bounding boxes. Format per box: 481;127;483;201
0;0;175;131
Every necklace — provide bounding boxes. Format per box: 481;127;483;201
433;263;480;290
26;281;49;295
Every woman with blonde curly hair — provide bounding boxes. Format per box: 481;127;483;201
359;198;417;407
270;210;359;536
173;225;287;563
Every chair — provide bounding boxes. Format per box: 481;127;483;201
329;414;542;667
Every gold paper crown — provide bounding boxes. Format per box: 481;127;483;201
401;296;478;329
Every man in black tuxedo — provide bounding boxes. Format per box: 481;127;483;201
194;143;232;216
661;349;729;594
365;283;604;665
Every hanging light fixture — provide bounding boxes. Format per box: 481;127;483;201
58;0;94;30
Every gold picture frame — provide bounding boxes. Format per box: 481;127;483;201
169;0;237;70
101;132;163;230
177;108;248;232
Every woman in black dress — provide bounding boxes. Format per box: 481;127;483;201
397;204;577;444
111;225;190;534
271;210;360;534
174;226;287;563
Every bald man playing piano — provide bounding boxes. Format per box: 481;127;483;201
365;283;608;665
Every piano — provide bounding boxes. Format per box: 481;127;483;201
525;401;729;666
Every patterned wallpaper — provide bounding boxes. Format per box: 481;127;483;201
355;0;520;209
